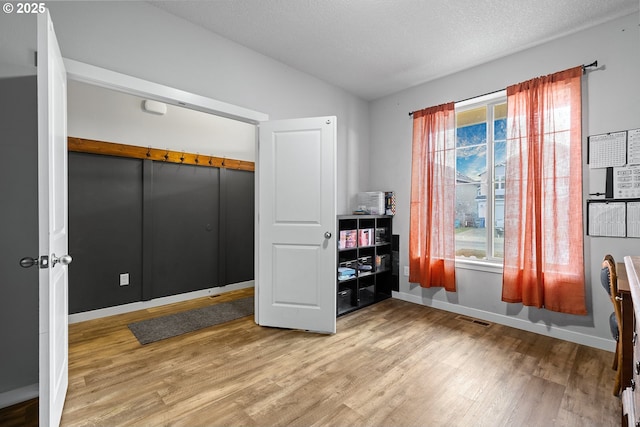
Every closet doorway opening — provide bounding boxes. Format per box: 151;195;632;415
65;59;266;321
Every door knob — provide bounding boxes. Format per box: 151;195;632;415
19;257;39;268
324;231;332;239
19;255;49;269
51;253;72;267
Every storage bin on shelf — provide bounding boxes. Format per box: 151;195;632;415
338;229;357;249
376;254;391;271
357;256;373;275
356;191;385;215
358;228;375;246
375;227;389;244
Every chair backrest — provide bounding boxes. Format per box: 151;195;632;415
603;255;622;330
602;255;618;296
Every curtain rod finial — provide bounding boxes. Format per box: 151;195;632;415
582;60;598;73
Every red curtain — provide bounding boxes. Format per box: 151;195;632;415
409;103;456;291
501;66;586;315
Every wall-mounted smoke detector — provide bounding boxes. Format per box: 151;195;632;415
142;99;167;115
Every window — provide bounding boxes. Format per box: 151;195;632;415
410;66;583;311
454;93;506;262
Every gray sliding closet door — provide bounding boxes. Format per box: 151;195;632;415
219;168;255;285
68;152;143;313
148;162;220;299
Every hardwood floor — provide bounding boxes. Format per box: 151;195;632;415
0;398;38;427
9;287;620;426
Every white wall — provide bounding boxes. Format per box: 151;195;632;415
369;12;640;350
68;80;256;162
49;0;371;214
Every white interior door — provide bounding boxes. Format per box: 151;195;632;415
256;116;336;333
38;10;70;427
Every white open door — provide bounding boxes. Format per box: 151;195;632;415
256;116;337;333
38;10;70;427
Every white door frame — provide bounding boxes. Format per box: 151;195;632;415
64;59;268;125
63;61;265;325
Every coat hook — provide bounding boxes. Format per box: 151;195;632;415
164;150;169;161
180;151;185;163
208;156;213;166
195;153;199;164
146;146;151;158
222;157;226;167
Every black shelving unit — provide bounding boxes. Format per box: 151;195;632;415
337;215;393;316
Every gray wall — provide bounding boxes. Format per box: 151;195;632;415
0;76;39;395
369;12;640;350
0;11;38;404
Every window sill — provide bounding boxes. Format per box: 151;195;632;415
455;258;503;274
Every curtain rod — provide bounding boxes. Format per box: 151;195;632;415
408;60;599;117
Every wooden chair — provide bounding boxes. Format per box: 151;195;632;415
601;254;622;396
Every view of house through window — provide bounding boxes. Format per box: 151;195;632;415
455;95;506;261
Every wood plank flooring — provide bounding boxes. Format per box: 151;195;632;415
0;397;38;427
5;288;621;426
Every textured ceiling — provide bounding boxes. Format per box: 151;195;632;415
149;0;639;101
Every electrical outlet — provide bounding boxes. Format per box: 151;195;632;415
119;273;130;286
403;266;409;277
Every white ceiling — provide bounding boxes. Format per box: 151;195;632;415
149;0;639;101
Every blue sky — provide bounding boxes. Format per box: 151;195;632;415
456;119;507;181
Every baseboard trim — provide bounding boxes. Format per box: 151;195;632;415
69;281;255;324
0;383;38;409
392;291;614;352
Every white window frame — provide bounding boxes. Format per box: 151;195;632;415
454;90;506;268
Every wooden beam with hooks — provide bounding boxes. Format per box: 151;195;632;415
68;137;255;172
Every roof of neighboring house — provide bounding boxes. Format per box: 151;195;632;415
456;171;477;184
